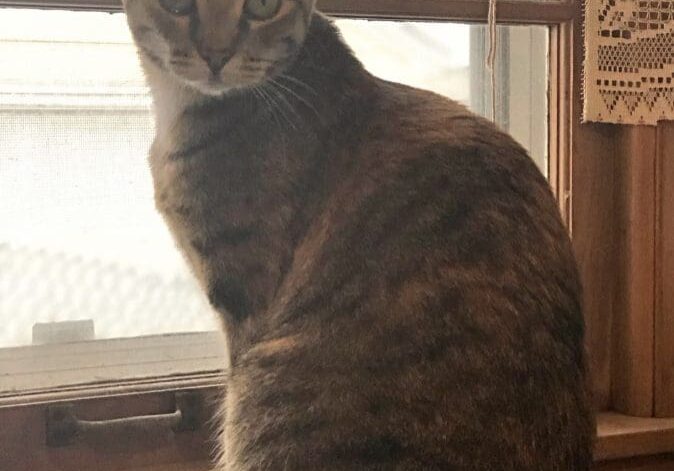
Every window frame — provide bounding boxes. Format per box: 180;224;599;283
1;0;658;469
0;0;575;22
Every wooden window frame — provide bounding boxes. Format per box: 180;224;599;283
1;0;670;469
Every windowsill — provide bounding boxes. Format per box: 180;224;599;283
0;332;227;405
596;412;674;462
3;338;673;465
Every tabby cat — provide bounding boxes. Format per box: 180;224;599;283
122;1;593;469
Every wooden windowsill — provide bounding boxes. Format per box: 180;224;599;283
596;412;674;462
0;332;226;403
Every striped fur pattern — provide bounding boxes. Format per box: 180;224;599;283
122;2;594;469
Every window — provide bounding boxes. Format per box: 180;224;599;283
340;20;548;173
0;9;549;394
10;1;651;470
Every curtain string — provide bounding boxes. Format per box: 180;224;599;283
486;0;497;121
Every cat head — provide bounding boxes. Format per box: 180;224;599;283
122;0;316;95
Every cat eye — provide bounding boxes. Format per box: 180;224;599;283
159;0;195;16
244;0;281;21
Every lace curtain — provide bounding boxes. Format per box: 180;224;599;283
584;0;674;124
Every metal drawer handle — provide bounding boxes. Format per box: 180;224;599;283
46;391;203;447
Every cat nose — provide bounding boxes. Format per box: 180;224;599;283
198;47;234;74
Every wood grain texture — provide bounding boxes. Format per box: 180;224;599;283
0;333;226;395
549;23;572;228
596;412;674;461
571;121;618;411
610;126;657;417
0;388;221;471
594;454;674;471
655;121;674;418
570;0;620;411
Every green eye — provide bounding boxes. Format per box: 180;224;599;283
244;0;281;20
159;0;195;16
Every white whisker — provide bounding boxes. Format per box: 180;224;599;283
257;84;297;131
269;78;321;122
265;82;302;129
277;74;319;97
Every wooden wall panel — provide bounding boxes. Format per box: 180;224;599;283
602;121;674;418
610;127;657;417
655;122;674;417
572;119;619;411
570;1;620;411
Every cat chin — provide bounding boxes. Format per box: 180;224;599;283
169;66;269;97
189;80;267;98
176;77;234;96
192;83;235;97
179;75;262;97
